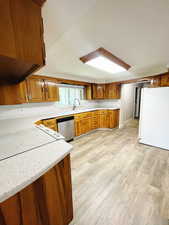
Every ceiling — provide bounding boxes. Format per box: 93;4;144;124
37;0;169;83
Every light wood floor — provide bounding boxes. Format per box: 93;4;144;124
70;120;169;225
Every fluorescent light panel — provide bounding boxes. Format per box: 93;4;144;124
86;56;126;74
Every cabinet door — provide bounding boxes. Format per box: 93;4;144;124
75;119;83;136
26;77;44;102
92;84;105;99
10;0;44;65
0;81;27;105
42;119;57;131
160;74;169;87
84;85;92;100
44;80;59;102
83;117;92;133
57;155;73;224
0;155;73;225
106;84;121;99
92;116;99;130
99;110;109;128
148;77;161;88
0;0;16;59
108;110;119;128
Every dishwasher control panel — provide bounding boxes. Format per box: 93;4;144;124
36;124;65;140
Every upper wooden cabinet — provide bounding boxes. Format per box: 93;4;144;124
26;76;60;103
92;83;121;99
0;0;46;83
0;81;28;105
106;84;121;99
84;85;92;100
92;84;106;99
44;80;60;102
0;76;60;105
26;77;45;102
160;73;169;87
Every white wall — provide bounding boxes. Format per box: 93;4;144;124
119;83;136;128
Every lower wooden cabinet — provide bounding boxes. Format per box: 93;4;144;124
0;155;73;225
108;109;119;128
98;110;109;128
75;110;119;137
42;118;57;131
75;113;92;136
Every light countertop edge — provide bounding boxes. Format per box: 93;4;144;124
37;107;120;121
0;140;73;203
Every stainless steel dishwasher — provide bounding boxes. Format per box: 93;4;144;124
57;116;74;142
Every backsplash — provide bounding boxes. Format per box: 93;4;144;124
0;99;120;120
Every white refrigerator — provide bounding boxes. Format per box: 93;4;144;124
139;87;169;150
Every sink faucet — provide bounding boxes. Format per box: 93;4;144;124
73;98;80;110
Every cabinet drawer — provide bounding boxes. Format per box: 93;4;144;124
75;112;92;120
91;110;99;116
98;110;108;115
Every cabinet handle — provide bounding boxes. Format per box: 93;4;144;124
41;86;44;93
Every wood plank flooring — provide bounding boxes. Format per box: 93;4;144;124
70;120;169;225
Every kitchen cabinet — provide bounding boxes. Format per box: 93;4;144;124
160;73;169;87
148;76;161;88
0;81;28;105
75;112;92;136
92;83;121;99
44;79;60;102
92;84;106;99
83;117;92;133
0;0;46;83
108;109;119;128
106;84;121;99
85;85;92;100
0;75;60;105
0;154;73;225
98;110;109;128
26;76;45;102
26;76;60;103
74;110;119;137
42;118;57;131
91;111;100;130
75;120;84;137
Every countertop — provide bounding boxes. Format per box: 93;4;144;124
0;140;72;203
0;107;119;203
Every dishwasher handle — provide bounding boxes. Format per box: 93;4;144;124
57;116;74;123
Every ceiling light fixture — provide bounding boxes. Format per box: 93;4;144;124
80;47;131;74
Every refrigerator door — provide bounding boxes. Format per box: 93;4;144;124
139;87;169;150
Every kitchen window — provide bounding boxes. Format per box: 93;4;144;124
58;84;84;105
